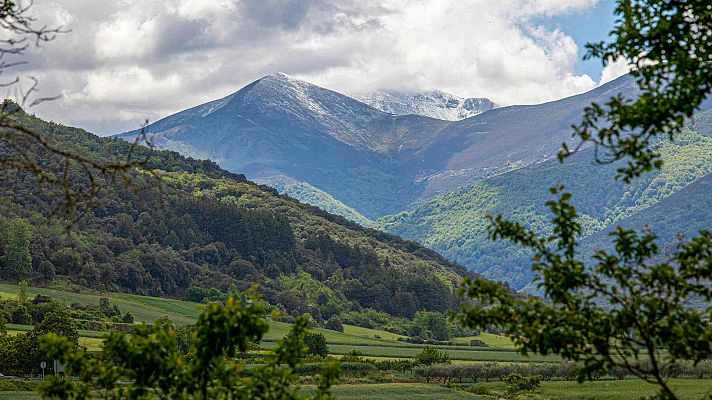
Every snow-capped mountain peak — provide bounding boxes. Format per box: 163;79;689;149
359;90;495;121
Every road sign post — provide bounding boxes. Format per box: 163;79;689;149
53;360;66;375
40;361;46;380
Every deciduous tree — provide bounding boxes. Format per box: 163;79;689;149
459;1;712;399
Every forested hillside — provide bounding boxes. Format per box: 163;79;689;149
379;125;712;289
0;105;467;319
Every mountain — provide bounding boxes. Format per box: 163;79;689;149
0;105;468;318
116;72;712;290
120;73;438;218
119;73;640;219
358;90;495;121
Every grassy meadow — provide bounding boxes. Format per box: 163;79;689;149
301;380;712;399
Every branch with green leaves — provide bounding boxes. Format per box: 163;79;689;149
560;0;712;182
458;185;711;400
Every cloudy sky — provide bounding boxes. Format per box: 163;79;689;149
13;0;628;135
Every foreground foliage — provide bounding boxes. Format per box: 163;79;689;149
0;306;78;376
39;293;338;400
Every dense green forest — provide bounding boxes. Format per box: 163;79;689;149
262;177;374;227
0;105;468;319
379;116;712;289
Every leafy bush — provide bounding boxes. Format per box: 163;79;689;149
414;346;450;366
465;384;491;395
504;373;541;395
398;336;457;345
293;362;375;376
11;305;31;324
0;379;39;391
38;298;338;399
303;332;328;358
373;359;414;372
324;315;343;332
339;350;366;363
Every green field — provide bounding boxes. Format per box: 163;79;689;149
0;284;201;325
303;383;480;399
0;283;552;365
263;320;407;346
315;344;553;362
2;380;711;400
0;282;515;346
300;380;712;399
537;379;712;399
261;341;554;362
453;334;516;349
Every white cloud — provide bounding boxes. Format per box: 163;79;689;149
18;0;603;134
599;56;636;85
95;15;158;60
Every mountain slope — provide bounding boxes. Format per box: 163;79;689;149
378;126;712;289
261;176;373;227
405;75;641;197
0;106;467;318
579;172;712;254
359;90;495;121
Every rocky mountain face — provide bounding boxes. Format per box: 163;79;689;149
358;90;495;121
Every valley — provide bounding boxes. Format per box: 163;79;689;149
0;0;710;399
2;76;710;400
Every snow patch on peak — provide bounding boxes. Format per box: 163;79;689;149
262;72;298;81
197;96;233;117
359;90;496;121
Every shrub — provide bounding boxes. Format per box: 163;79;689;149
303;332;328;358
0;379;39;391
340;350;366;363
121;311;135;324
504;373;542;395
293;362;374;376
374;359;413;372
465;384;491;395
414;346;450;366
11;305;31;324
324;315;343;332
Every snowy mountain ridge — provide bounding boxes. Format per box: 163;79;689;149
359;89;495;121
